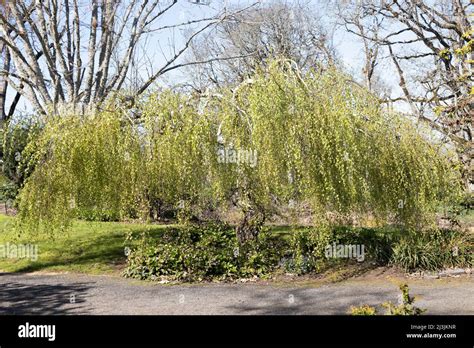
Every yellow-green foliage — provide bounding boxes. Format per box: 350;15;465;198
15;59;462;235
350;305;377;315
382;284;426;315
140;91;217;212
350;284;425;315
215;60;462;226
17;110;143;235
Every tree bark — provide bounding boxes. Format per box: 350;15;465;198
236;207;265;244
0;40;10;121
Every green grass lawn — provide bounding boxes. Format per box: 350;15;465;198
0;215;306;275
0;214;175;274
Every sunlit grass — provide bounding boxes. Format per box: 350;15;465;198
0;215;172;274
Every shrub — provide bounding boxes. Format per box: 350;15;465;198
0;182;18;204
332;226;399;264
126;223;473;282
236;228;287;277
123;224;284;281
1;118;41;187
328;226;472;272
284;226;401;274
284;227;332;274
390;229;473;271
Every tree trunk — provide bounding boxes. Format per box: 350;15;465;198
236;207;265;244
0;41;10;121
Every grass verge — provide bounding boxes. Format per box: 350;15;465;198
0;215;172;274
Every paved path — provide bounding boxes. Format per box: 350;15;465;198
0;272;472;315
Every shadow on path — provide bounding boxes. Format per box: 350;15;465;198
0;274;93;315
224;286;396;315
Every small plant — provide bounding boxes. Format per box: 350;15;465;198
382;284;426;315
350;305;377;315
349;284;426;315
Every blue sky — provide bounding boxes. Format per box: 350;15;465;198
5;0;398;115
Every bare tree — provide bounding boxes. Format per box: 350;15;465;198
0;0;13;121
339;0;473;190
185;0;337;90
337;2;386;94
0;0;243;115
